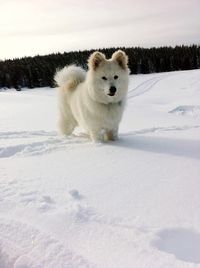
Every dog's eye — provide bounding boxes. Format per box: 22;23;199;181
102;76;107;80
114;75;118;80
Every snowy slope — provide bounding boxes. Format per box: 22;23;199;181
0;69;200;268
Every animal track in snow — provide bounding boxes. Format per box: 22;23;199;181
153;228;200;264
19;191;38;204
169;105;200;117
123;125;200;136
69;189;84;200
0;184;57;214
0;130;56;140
18;191;56;212
38;195;56;212
65;190;95;223
0;131;89;158
128;75;165;98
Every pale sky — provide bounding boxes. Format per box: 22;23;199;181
0;0;199;60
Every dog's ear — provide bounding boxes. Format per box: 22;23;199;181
112;50;128;70
88;52;106;70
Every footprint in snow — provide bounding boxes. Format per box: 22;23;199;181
69;189;84;200
38;195;56;212
19;191;38;204
153;228;200;263
66;190;95;223
19;191;56;212
169;105;200;117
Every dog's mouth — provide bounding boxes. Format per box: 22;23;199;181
108;93;115;96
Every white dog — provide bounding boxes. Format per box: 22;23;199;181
54;50;129;142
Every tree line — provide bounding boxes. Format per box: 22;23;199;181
0;45;199;90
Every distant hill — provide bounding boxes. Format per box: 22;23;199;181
0;45;199;90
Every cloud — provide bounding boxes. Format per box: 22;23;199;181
0;0;199;59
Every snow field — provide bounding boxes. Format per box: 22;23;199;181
0;69;200;267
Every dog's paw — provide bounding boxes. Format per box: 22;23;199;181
91;139;104;146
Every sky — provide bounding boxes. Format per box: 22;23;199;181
0;0;199;60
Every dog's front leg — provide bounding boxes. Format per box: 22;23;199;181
89;129;105;143
106;128;119;141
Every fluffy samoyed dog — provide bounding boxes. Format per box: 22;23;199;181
54;50;129;142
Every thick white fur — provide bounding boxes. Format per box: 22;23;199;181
55;50;129;142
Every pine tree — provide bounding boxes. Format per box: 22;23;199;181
0;45;199;90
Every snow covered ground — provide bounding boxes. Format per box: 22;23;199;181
0;69;200;268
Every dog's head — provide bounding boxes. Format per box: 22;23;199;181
87;50;129;104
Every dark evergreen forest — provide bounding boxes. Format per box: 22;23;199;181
0;45;199;90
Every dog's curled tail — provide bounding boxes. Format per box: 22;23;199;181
54;65;86;91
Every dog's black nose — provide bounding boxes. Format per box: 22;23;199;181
109;86;116;95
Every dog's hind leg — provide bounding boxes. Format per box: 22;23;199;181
58;118;76;135
58;106;77;135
